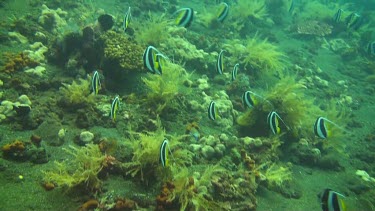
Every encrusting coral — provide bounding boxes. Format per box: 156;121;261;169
99;30;143;72
1;140;26;158
43;144;105;190
38;4;68;34
1;52;39;74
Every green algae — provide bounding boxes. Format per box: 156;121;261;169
43;144;105;190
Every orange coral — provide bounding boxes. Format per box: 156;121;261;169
185;122;200;133
1;52;39;73
156;181;177;211
78;199;99;211
241;149;255;170
30;134;42;147
113;198;137;210
2;140;25;153
41;182;55;191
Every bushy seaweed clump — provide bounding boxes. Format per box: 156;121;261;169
123;118;193;181
134;12;171;46
169;165;228;211
59;78;95;108
260;162;293;190
232;0;268;21
142;61;188;114
226;0;268;31
237;76;320;138
224;34;285;76
43;144;105;190
298;1;339;21
123;120;166;179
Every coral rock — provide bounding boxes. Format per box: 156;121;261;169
80;131;94;144
100;31;143;72
78;199;99;211
202;145;215;159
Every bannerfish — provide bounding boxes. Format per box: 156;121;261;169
123;7;131;32
110;95;120;121
217;2;229;22
143;46;167;75
216;50;225;75
345;12;362;30
160;138;170;167
242;91;257;108
367;41;375;56
231;63;239;81
174;8;194;28
313;117;343;139
267;111;288;135
208;101;219;121
242;91;272;109
333;8;343;23
320;189;346;211
91;70;101;95
289;0;295;14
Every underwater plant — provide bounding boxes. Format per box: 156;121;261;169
224;34;286;75
123;118;193;181
166;165;228;211
232;0;268;21
59;78;95;108
43;144;105;190
122;120;166;179
237;75;320;138
298;1;342;21
141;61;188;114
261;162;293;190
134;12;171;46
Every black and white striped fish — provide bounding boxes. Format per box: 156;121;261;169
216;50;225;75
91;70;101;95
208;101;219;121
320;189;346;211
231;63;239;81
333;8;343;23
143;46;166;75
110;95;120;122
123;7;131;32
217;2;229;22
174;8;194;28
160;138;169;167
267;111;288;135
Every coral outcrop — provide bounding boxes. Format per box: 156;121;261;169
1;52;38;74
100;30;143;73
38;4;68;33
291;20;333;37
